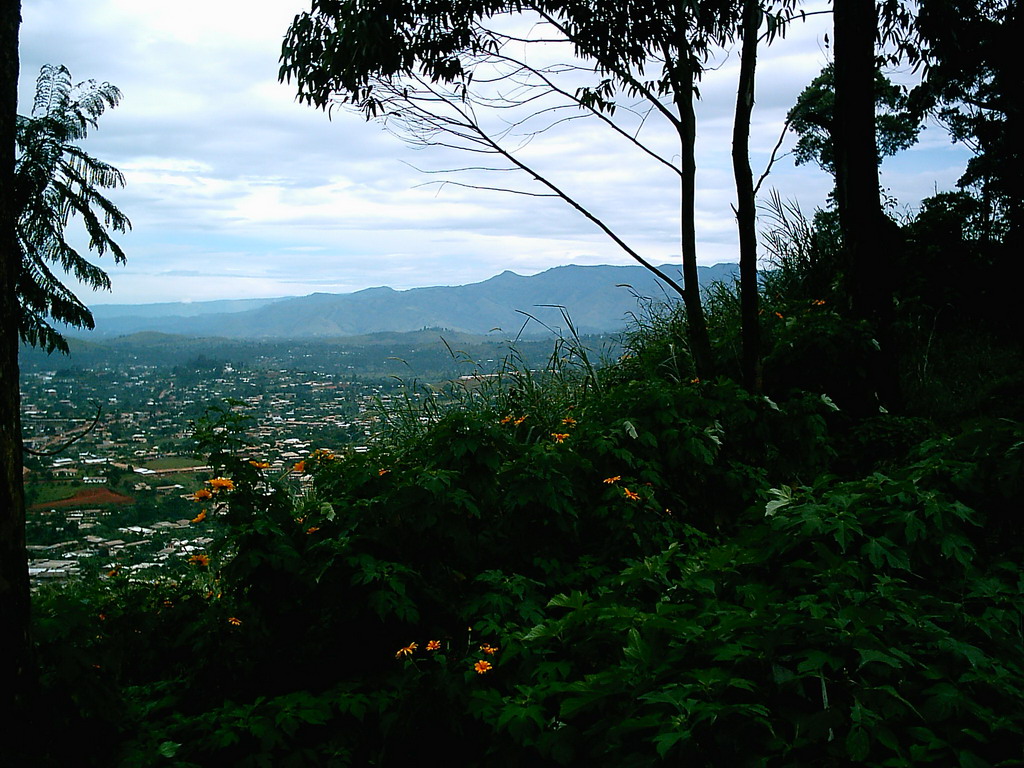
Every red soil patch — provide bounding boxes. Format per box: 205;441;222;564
31;487;135;511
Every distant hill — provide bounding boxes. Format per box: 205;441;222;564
75;263;739;340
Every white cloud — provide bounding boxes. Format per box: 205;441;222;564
18;1;971;305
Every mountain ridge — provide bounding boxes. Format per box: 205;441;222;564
79;262;739;340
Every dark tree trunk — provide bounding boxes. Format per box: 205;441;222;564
732;0;762;393
0;0;30;743
673;46;715;381
833;0;902;410
833;0;881;314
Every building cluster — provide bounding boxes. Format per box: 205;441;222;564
21;362;404;585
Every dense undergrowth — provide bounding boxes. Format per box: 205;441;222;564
24;199;1024;766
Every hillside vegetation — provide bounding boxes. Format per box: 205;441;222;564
25;206;1024;766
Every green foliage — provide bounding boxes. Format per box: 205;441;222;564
787;64;922;175
15;64;130;353
28;286;1024;766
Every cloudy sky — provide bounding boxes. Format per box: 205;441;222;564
18;1;970;305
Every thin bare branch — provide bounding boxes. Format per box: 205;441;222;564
23;401;102;457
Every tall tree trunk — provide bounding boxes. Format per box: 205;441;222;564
732;0;762;392
0;0;30;742
833;0;902;410
833;0;881;316
673;46;715;380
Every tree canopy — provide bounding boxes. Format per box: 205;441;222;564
14;64;130;353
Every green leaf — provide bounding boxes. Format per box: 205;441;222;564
846;726;870;761
547;591;589;610
857;648;903;669
158;741;181;759
764;486;793;517
624;627;652;664
654;729;690;758
797;650;840;674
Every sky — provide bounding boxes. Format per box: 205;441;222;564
18;1;971;305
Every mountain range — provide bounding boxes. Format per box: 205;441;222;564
78;262;739;340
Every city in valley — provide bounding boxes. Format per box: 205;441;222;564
19;332;574;585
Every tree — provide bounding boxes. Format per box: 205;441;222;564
787;63;921;176
0;0;27;737
14;64;130;353
909;0;1021;248
1;57;128;736
829;0;907;411
732;0;764;392
280;0;785;380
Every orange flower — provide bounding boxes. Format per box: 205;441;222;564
623;488;640;501
188;554;210;567
474;660;493;674
191;510;207;524
603;476;621;484
774;311;785;320
107;569;118;578
378;468;390;476
812;299;826;306
480;643;499;656
690;377;701;384
208;477;234;492
395;642;418;659
500;415;513;425
513;415;527;426
292;461;306;473
98;613;106;621
562;417;577;426
228;617;242;626
426;640;442;651
306;526;320;535
193;488;213;502
551;432;570;444
249;460;270;469
162;599;173;608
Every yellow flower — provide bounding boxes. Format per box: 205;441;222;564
603;476;621;485
562;417;577;426
208;477;234;492
623;488;640;501
395;642;418;659
426;640;442;651
480;643;499;656
513;415;527;426
193;488;213;502
551;432;570;444
249;460;270;469
474;660;493;674
228;617;242;626
292;461;306;473
188;554;210;567
191;510;207;524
